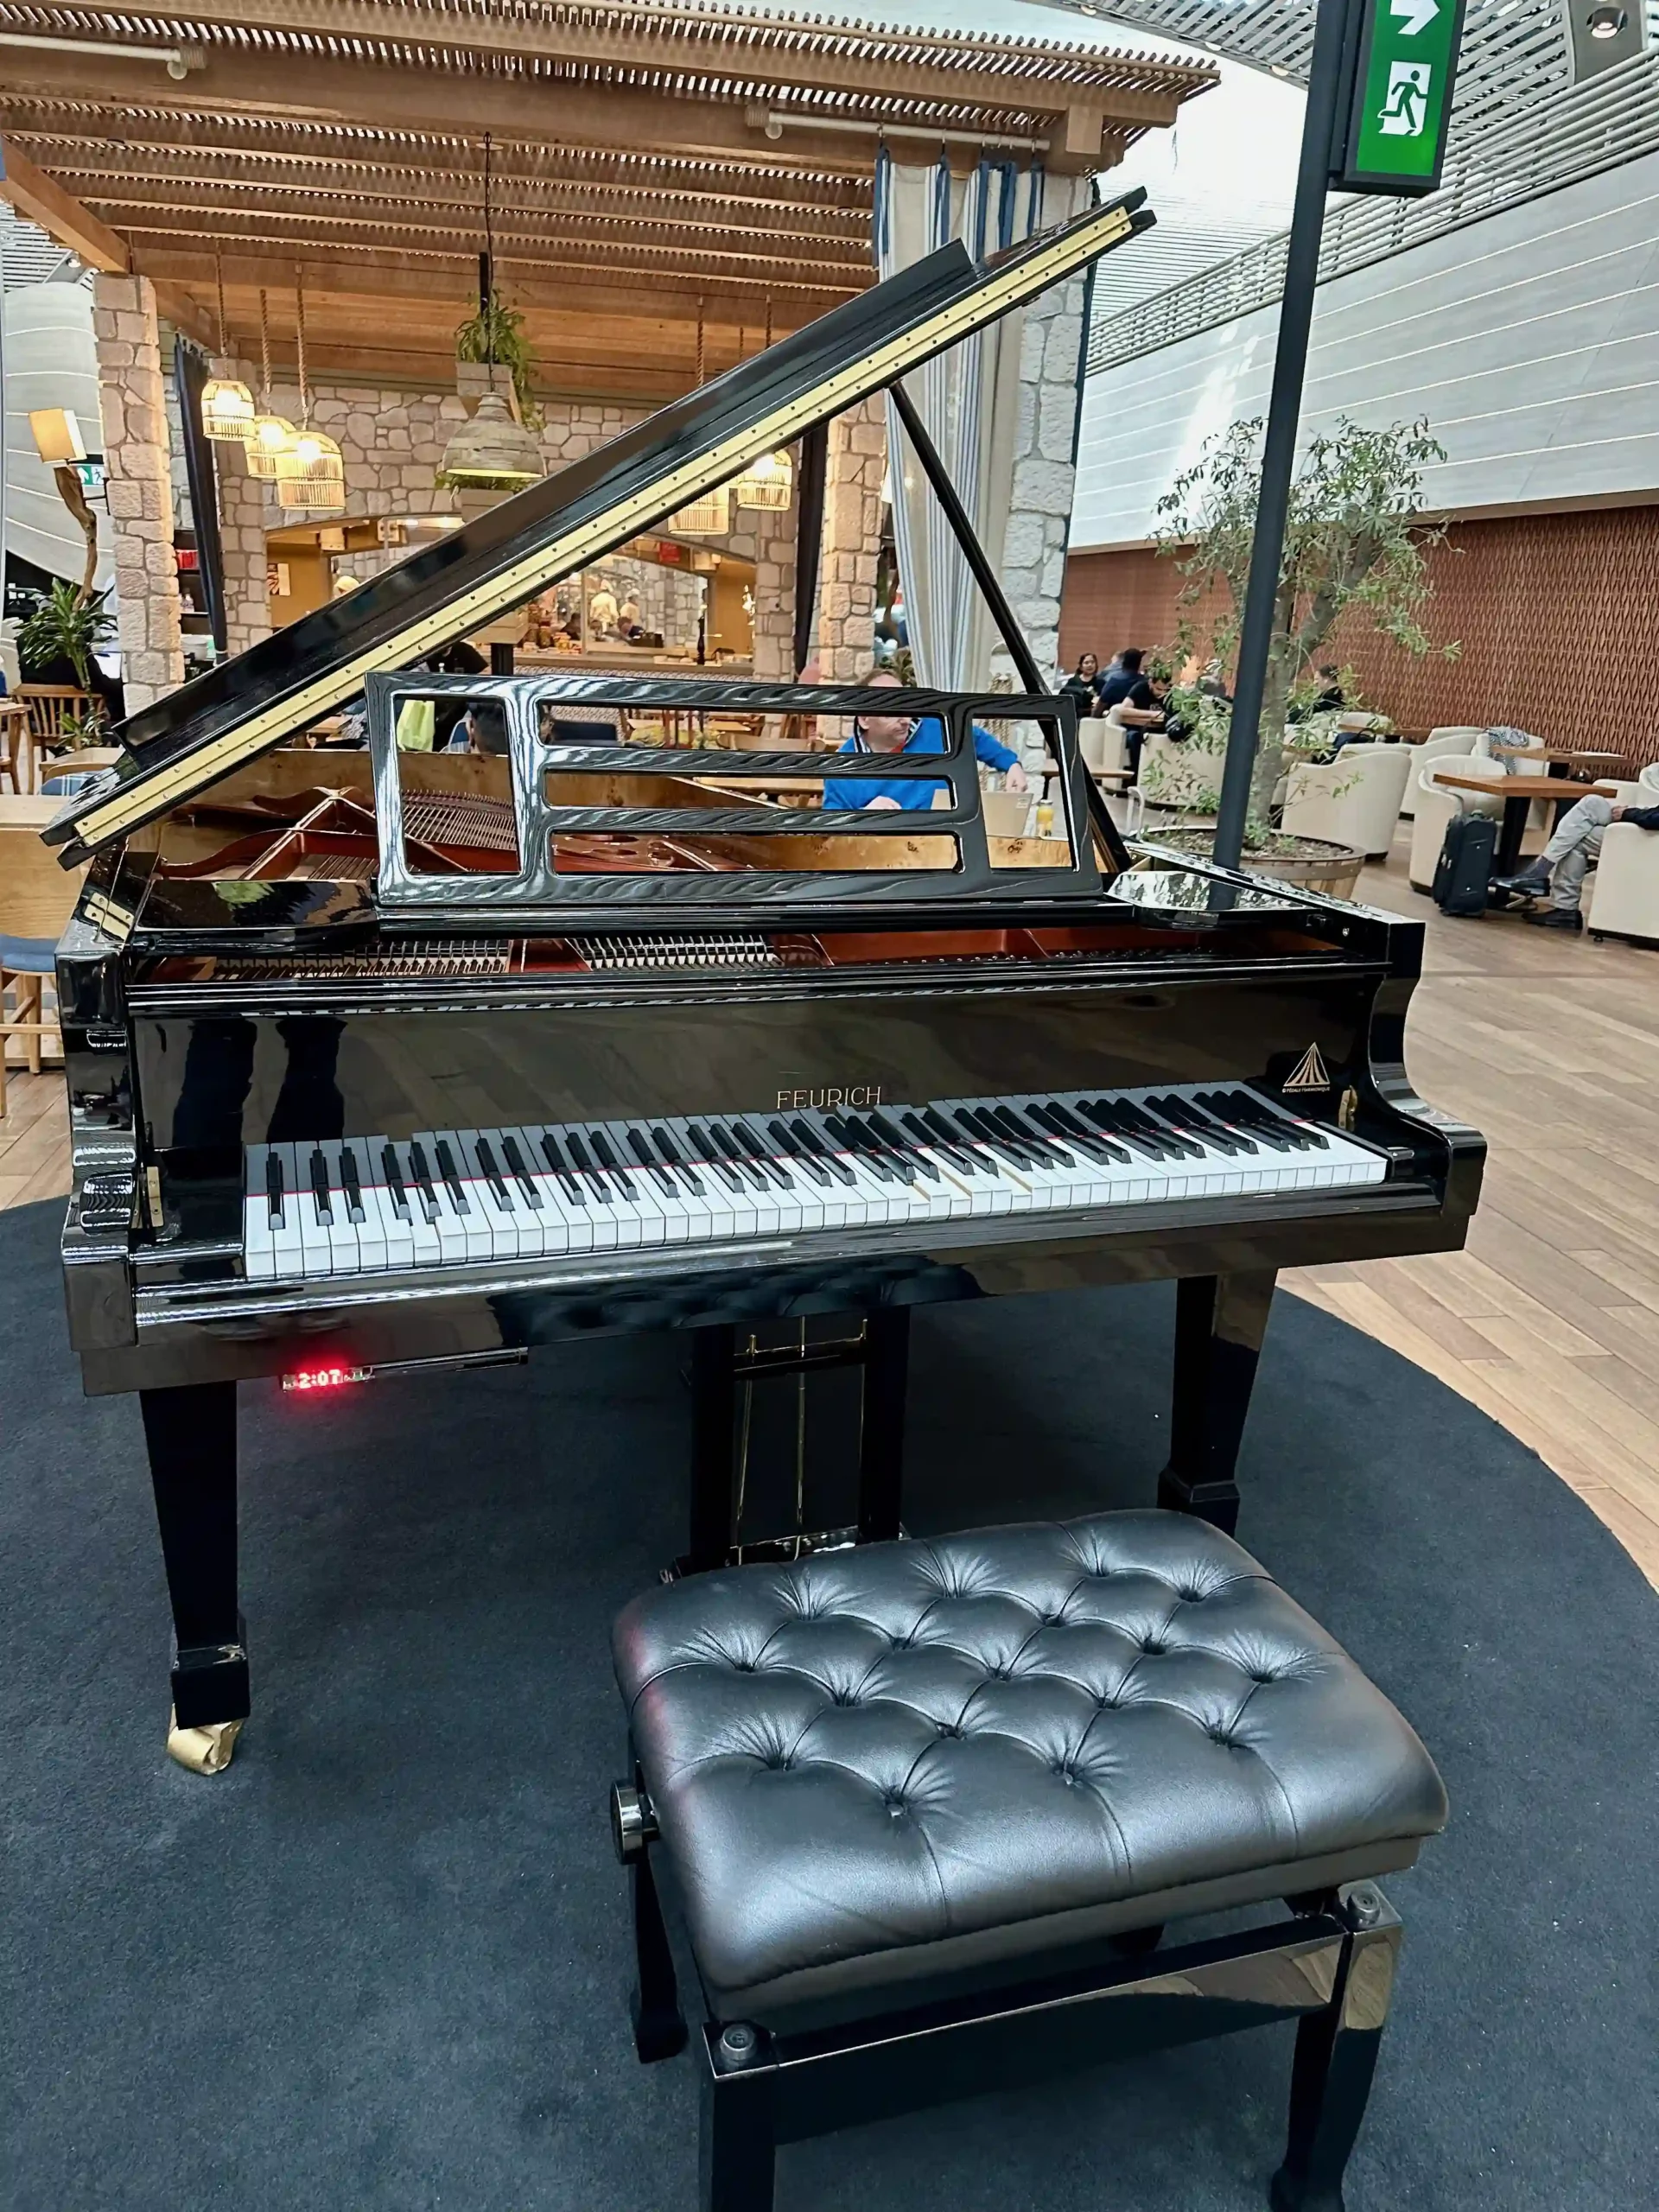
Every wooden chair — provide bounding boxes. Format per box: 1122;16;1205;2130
0;823;87;1118
17;685;96;793
0;701;28;794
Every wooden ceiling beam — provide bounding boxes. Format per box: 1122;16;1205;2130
48;0;1209;124
0;111;874;209
0;49;1105;174
74;195;872;278
25;155;871;239
0;135;127;270
137;246;835;326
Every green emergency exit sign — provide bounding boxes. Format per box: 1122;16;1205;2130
1334;0;1466;197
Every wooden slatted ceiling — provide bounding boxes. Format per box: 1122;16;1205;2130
0;3;1212;396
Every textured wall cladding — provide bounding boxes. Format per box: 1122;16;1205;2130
1062;507;1659;777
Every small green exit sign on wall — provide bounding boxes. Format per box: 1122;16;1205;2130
1333;0;1467;197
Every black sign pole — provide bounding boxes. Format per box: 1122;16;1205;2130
1211;0;1356;872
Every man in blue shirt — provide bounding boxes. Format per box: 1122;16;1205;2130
820;670;1028;812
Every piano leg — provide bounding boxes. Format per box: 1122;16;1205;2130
688;1325;738;1573
138;1381;249;1774
1157;1270;1277;1535
856;1308;909;1545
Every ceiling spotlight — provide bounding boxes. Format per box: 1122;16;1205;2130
1587;5;1628;37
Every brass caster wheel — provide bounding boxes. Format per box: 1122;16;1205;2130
166;1707;244;1775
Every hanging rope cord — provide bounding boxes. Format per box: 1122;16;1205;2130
214;251;229;360
294;268;310;429
257;289;272;408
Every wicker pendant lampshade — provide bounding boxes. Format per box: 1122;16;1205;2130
201;374;255;442
200;257;255;440
667;299;730;534
272;276;343;514
438;391;543;488
666;482;732;535
734;448;792;509
243;289;296;478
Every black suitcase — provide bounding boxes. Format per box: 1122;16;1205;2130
1432;812;1497;915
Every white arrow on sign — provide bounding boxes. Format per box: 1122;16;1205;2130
1391;0;1440;33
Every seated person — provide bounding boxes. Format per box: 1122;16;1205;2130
1096;647;1143;710
1497;791;1659;931
820;669;1029;812
1107;665;1170;778
1060;652;1101;706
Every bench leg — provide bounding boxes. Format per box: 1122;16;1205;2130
629;1846;688;2063
1158;1269;1276;1535
1270;1894;1402;2212
140;1381;249;1771
700;2027;776;2212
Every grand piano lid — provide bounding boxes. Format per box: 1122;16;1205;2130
46;190;1153;868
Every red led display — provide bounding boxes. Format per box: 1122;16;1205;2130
283;1364;369;1393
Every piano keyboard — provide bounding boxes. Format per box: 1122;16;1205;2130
241;1085;1388;1283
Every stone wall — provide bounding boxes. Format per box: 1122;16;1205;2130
816;398;886;681
994;271;1090;689
92;274;185;712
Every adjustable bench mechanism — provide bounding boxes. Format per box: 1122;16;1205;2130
612;1779;1403;2212
674;1310;910;1578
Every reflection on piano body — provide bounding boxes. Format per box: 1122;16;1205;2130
40;193;1484;1761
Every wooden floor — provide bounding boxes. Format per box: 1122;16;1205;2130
5;841;1658;1585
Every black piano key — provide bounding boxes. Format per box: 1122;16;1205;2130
625;1126;680;1197
766;1118;830;1186
686;1122;748;1195
381;1142;412;1220
1145;1094;1246;1157
825;1112;905;1183
1078;1099;1185;1160
500;1135;543;1207
1192;1090;1288;1152
650;1126;705;1197
567;1130;627;1204
308;1146;334;1227
434;1137;471;1212
1210;1088;1326;1150
339;1142;366;1223
1037;1100;1131;1163
940;1106;1034;1169
1016;1102;1116;1166
788;1116;857;1185
408;1141;442;1221
538;1130;588;1205
475;1136;514;1211
721;1121;793;1191
264;1152;285;1229
899;1109;981;1177
849;1113;918;1184
988;1105;1074;1167
868;1109;940;1180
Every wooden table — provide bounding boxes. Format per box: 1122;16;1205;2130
1433;770;1618;876
0;794;68;830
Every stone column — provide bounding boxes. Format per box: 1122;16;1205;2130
746;471;798;683
214;354;272;657
92;273;185;712
993;271;1090;690
816;398;886;681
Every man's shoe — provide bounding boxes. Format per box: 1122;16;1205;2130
1523;906;1583;931
1495;868;1550;898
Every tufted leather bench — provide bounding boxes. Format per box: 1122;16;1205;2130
610;1510;1446;2211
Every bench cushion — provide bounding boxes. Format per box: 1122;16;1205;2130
613;1510;1446;2030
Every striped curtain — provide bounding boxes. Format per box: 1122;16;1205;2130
874;152;1049;689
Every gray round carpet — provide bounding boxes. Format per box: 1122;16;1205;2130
1;1198;1653;2210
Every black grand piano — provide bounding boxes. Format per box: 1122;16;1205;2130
43;193;1483;1770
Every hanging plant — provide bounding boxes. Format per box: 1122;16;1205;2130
454;294;541;429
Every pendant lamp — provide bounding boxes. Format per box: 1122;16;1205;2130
438;133;544;494
669;299;730;535
243;288;297;480
200;256;256;441
734;448;792;510
274;275;344;514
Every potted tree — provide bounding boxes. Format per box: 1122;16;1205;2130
1143;416;1459;892
16;580;115;753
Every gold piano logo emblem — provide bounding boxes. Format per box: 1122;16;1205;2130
776;1084;886;1110
1283;1044;1331;1094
